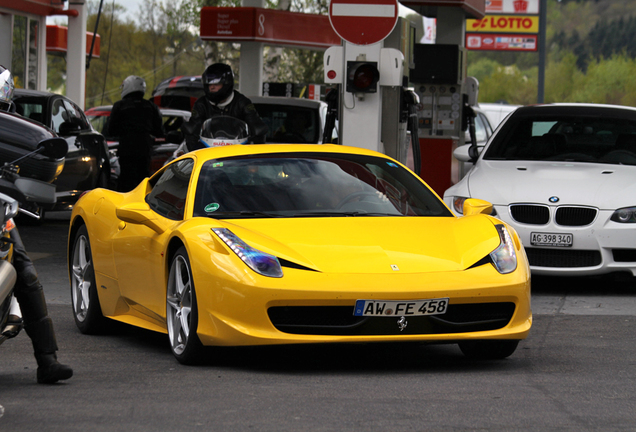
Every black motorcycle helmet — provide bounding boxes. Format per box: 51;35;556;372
202;63;234;104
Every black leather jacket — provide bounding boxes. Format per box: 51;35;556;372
109;93;164;156
184;91;268;151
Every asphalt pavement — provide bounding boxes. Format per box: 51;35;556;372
0;211;635;431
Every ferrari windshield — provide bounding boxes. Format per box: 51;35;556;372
193;152;452;218
484;113;636;165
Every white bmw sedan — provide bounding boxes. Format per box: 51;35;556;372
444;103;636;278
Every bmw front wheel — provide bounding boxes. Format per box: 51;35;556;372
167;247;203;364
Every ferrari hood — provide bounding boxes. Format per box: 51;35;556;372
219;216;501;274
468;160;635;209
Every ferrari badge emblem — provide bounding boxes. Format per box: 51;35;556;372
397;316;408;331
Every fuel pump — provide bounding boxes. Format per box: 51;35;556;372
410;43;467;195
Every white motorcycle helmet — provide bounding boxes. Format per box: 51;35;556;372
0;65;14;111
199;117;249;148
120;75;146;98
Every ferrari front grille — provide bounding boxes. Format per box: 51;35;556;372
510;205;550;225
525;248;602;267
555;207;597;226
267;303;516;336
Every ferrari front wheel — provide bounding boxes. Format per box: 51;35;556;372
458;340;520;360
167;247;203;364
70;224;108;334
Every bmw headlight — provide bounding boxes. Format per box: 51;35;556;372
611;206;636;223
213;228;283;278
490;224;517;274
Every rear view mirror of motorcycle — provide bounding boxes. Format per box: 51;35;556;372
0;193;19;226
37;137;68;159
8;137;68;167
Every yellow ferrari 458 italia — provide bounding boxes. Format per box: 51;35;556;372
68;144;531;364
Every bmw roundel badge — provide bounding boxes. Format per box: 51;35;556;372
549;196;560;203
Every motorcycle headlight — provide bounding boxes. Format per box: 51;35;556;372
212;228;283;278
490;224;517;274
611;207;636;223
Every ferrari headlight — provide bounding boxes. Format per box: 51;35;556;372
490;224;517;274
213;228;283;278
611;206;636;223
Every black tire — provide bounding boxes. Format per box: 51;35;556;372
166;247;204;365
70;224;109;334
458;340;520;360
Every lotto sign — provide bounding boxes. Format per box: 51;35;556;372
329;0;399;45
467;15;539;33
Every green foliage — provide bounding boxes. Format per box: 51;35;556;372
544;51;583;103
478;65;537;105
570;53;636;105
75;0;242;109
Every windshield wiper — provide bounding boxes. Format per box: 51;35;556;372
293;211;401;217
211;211;283;218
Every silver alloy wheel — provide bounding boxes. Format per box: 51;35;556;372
167;254;193;356
71;234;92;322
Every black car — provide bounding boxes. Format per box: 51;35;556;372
0;110;65;183
12;89;111;211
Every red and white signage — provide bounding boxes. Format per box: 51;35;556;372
46;25;101;57
466;33;537;51
329;0;399;46
200;7;340;49
485;0;540;15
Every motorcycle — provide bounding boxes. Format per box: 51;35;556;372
0;137;68;345
164;116;251;164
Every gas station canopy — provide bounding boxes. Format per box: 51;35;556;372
200;0;485;49
46;25;100;58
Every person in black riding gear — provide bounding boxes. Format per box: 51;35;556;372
108;75;164;192
183;63;268;152
0;65;72;384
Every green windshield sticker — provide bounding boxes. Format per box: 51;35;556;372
212;162;224;168
205;203;220;213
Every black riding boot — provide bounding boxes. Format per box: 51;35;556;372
27;317;73;384
14;282;73;384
